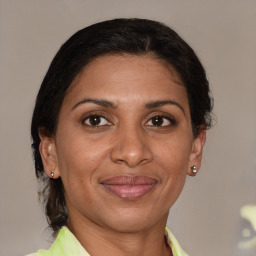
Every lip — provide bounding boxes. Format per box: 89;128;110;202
100;175;158;200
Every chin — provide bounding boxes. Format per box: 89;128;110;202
101;207;166;233
107;220;150;233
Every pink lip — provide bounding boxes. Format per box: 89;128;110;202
100;175;157;200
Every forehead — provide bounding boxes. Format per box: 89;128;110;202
64;54;188;108
69;54;184;89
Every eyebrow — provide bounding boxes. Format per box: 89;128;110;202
72;98;185;115
145;100;185;115
72;98;117;110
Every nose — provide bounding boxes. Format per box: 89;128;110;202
110;126;153;168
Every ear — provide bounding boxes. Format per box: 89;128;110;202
187;127;206;176
39;130;60;179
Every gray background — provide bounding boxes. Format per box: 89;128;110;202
1;1;256;255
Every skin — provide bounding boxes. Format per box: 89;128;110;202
39;54;205;256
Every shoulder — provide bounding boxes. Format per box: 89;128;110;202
26;226;88;256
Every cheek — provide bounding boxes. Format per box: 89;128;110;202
156;146;188;207
55;136;107;208
154;135;192;173
152;133;192;203
55;130;109;183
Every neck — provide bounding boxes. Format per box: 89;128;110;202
67;213;172;256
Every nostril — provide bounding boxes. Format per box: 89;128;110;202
115;159;125;164
110;130;153;167
110;145;153;168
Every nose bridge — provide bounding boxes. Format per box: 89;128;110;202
110;123;152;167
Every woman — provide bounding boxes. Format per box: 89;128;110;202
28;18;213;256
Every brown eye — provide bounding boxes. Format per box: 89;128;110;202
151;116;164;126
146;115;175;127
83;115;111;127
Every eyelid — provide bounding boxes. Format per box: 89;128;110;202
145;112;177;127
80;111;113;126
85;116;111;126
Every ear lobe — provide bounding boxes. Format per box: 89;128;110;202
39;131;60;179
187;128;206;176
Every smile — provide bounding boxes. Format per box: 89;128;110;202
100;175;158;200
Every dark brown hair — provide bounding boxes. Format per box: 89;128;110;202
31;18;213;232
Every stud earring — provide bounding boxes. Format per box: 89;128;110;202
50;170;54;179
191;165;197;174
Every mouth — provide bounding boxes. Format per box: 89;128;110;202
100;175;158;200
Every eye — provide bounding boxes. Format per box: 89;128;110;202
82;114;111;127
146;115;176;127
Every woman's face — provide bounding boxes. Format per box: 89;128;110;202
40;54;205;232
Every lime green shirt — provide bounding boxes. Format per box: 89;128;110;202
27;226;188;256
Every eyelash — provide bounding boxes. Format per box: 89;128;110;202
81;113;176;128
145;115;176;127
81;113;112;127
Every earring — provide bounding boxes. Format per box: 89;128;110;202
50;170;54;179
191;165;197;174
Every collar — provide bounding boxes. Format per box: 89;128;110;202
165;227;189;256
